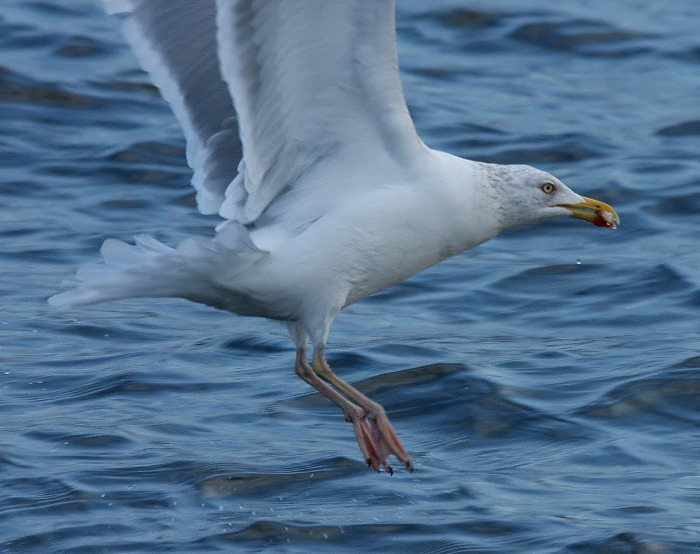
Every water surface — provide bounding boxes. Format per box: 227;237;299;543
2;1;699;551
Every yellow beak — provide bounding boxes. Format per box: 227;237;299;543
559;196;620;229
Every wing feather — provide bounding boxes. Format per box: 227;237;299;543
103;0;241;214
103;0;426;229
215;0;426;225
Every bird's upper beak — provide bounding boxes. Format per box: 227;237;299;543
558;196;620;229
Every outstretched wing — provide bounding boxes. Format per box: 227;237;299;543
103;0;241;215
214;0;426;225
104;0;426;228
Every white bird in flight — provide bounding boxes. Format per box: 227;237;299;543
51;0;619;474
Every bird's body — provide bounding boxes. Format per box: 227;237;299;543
51;0;618;473
248;154;495;317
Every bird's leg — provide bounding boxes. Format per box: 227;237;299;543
312;346;413;472
294;347;384;470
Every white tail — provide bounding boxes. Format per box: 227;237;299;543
49;233;266;310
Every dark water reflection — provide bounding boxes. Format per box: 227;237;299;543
2;0;700;551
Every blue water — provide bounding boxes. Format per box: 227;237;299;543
2;1;699;551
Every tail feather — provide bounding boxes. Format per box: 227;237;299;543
48;234;265;310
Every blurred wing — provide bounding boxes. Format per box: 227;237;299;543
215;0;426;224
104;0;425;227
103;0;241;215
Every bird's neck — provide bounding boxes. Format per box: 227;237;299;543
427;152;502;259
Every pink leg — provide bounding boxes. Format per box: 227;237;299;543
294;347;412;473
311;346;413;473
294;348;376;466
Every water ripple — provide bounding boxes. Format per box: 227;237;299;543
509;20;651;58
3;0;700;551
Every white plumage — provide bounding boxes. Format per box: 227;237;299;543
50;0;618;473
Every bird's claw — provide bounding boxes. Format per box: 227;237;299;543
348;410;411;474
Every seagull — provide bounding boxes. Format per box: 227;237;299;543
50;0;619;474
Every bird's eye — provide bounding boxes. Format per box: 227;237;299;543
540;182;555;194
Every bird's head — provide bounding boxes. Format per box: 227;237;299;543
486;164;619;231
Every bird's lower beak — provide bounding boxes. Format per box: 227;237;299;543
559;196;620;229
